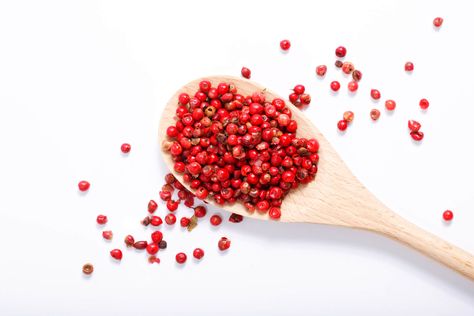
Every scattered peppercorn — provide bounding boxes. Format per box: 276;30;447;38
443;210;453;221
193;248;205;260
82;263;94;275
102;230;113;240
241;67;251;79
158;240;167;249
218;237;231;251
280;39;291;51
110;249;123;260
121;143;131;154
335;46;347;58
385;100;396;111
370;109;381;121
419;98;429;110
330;81;341;92
316;65;327;77
433;17;443;28
229;213;243;223
78;180;90;192
405;62;414;72
176;252;187;264
96;215;107;225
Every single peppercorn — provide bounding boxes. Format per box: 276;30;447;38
194;205;207;218
218;237;231;251
151;231;163;243
280;40;291;51
343;111;354;123
410;131;424;141
180;217;191;227
165;213;177;225
408;120;421;132
210;214;222;226
337;120;348;131
229;213;243;223
148;200;158;214
433;17;443;28
175;252;187;264
405;62;414;72
316;65;327;77
370;89;381;100
335;46;347;58
124;235;135;247
110;249;123;260
241;67;251;79
342;62;354;74
385;100;396;111
82;263;94;275
335;60;343;68
146;243;159;255
419;98;429;110
78;180;90;192
443;210;453;221
102;230;113;240
370;109;381;121
120;143;131;153
348;81;358;92
193;248;205;260
330;81;340;92
352;70;362;81
133;241;148;250
96;215;107;225
158;240;167;249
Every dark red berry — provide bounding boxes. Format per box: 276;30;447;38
78;180;90;192
210;214;222;226
176;252;187;264
337;120;348;131
433;17;443;27
121;143;131;153
146;243;159;255
110;249;122;260
96;215;107;225
280;39;291;51
148;200;158;214
194;205;207;218
102;230;113;240
218;237;231;251
335;46;347;58
165;213;177;225
405;62;414;72
193;248;205;260
151;231;163;243
370;89;381;100
330;81;340;91
241;67;251;79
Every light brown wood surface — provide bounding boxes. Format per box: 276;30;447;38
158;75;474;280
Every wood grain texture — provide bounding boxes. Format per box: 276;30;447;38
158;75;474;280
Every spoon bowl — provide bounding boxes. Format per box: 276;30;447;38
158;75;474;279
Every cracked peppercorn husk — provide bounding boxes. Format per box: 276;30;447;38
187;215;198;232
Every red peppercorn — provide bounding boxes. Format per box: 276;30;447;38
370;89;381;100
165;213;177;225
193;248;205;260
78;180;90;192
352;70;362;82
337;120;348;131
280;39;291;51
343;111;354;123
180;217;190;227
178;93;190;105
151;231;163;243
96;215;107;225
299;94;311;106
293;84;305;95
410;131;424;141
124;235;135;247
150;216;163;227
210;214;222;226
102;230;113;240
229;213;243;223
443;210;453;221
433;17;443;27
385;100;396;111
348;81;358;92
133;241;148;250
148;200;158;214
408;120;421;132
120;143;131;154
335;46;347;58
370;109;381;121
166;199;179;212
175;252;187;264
330;81;340;92
269;207;281;220
146;243;159;255
405;62;414;72
316;65;327;77
342;62;354;74
218;237;231;251
194;205;207;218
82;263;94;275
110;249;122;260
241;67;251;79
419;98;429;110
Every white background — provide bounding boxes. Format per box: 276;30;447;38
0;0;473;315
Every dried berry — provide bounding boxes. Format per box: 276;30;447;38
229;213;243;223
218;237;231;251
82;263;94;275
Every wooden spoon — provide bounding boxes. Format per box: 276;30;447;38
158;75;474;280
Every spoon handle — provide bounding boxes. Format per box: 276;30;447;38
373;212;474;280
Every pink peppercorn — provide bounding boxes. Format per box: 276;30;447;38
370;89;381;100
176;252;187;264
316;65;327;77
405;62;414;72
330;81;340;92
337;120;348;131
335;46;347;58
443;210;453;221
433;17;443;28
193;248;205;260
241;67;251;79
110;249;123;260
419;98;429;110
385;100;396;111
348;81;358;92
78;180;90;192
120;143;131;153
96;215;107;225
280;40;291;51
